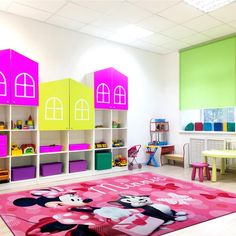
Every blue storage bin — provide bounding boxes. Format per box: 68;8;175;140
214;122;223;131
203;122;212;131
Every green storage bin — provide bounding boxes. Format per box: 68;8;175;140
95;152;112;170
227;122;235;132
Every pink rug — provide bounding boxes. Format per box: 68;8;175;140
1;172;236;236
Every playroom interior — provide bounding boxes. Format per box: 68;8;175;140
1;1;236;236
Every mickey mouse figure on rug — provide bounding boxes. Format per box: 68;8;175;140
106;194;188;235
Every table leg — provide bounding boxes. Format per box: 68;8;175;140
220;158;226;175
211;157;217;182
204;156;208;176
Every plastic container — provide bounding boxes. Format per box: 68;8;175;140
95;152;112;170
69;160;87;173
40;145;63;153
0;135;7;157
203;122;212;131
40;162;62;176
214;122;223;131
11;165;36;181
195;122;203;131
227;122;235;132
69;143;90;151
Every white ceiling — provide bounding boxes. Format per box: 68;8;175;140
1;0;236;54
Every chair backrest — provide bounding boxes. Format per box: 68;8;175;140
128;145;141;157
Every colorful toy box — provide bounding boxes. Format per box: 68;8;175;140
40;162;62;176
69;160;87;173
11;165;36;181
69;143;90;151
0;134;7;157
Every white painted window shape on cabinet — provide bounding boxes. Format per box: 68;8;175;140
114;85;126;105
45;97;63;120
0;71;7;96
74;99;90;121
97;83;110;104
15;73;35;98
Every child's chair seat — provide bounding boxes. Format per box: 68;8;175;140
191;162;211;182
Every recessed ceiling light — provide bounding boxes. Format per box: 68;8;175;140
109;25;154;44
184;0;235;12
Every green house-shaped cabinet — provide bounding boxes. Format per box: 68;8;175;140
39;79;94;130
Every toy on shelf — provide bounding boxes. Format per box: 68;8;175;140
112;120;120;128
21;144;36;154
95;142;108;149
113;155;127;167
95;121;104;128
11;143;23;156
0;169;10;183
12;115;35;130
112;139;124;147
0;121;7;130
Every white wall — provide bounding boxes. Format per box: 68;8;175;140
0;11;166;163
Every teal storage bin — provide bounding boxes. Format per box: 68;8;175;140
203;122;212;131
95;151;112;170
227;122;235;132
184;123;194;131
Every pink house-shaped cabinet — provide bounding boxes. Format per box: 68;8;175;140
0;49;38;106
94;67;128;110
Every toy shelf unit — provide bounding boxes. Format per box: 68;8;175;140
150;118;169;145
39;130;67;154
11;155;37;181
69;151;92;173
39;153;67;178
0;105;10;130
69;130;93;152
95;109;112;129
112;110;127;129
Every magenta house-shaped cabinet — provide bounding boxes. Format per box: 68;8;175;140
0;49;38;106
94;67;128;110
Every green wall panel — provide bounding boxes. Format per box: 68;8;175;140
39;79;70;130
180;37;236;110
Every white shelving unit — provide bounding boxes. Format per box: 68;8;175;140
0;106;128;189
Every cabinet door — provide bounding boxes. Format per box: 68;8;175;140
70;80;94;130
94;69;112;109
0;50;11;104
11;50;38;106
39;79;69;130
112;69;128;110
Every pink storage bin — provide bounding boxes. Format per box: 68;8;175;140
69;143;90;151
0;135;8;157
40;145;63;153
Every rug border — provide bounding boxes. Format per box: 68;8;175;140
1;171;236;236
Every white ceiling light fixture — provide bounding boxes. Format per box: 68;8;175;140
184;0;235;12
109;25;154;44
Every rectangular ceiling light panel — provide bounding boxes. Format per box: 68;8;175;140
184;0;235;12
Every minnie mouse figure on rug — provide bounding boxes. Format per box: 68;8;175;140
13;187;139;236
13;187;103;236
